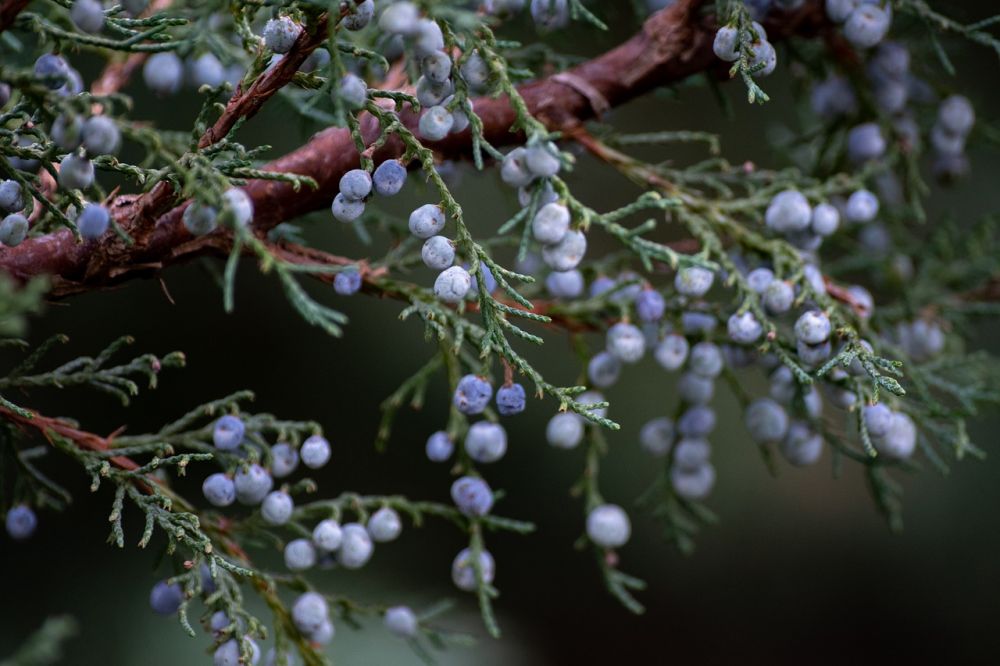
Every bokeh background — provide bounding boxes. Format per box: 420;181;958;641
3;2;1000;664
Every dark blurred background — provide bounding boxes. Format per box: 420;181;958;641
2;2;1000;664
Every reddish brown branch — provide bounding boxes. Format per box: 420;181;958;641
1;405;144;477
199;13;329;149
0;0;829;297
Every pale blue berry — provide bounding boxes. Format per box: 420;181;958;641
673;438;711;470
384;606;418;638
845;189;879;223
419;105;454;141
292;592;328;635
464;421;507;462
261;491;294;526
751;40;777;77
587;351;621;389
500;148;533;187
343;0;375;30
451;476;494;517
460;52;489;89
794;310;831;345
745;398;789;444
264;17;302;54
496;383;526;416
532;202;570;244
333;267;362;295
763;280;794;314
417;236;455;272
938;95;974;136
379;0;419;34
546;269;584;298
825;0;857;23
150;580;183;615
0;214;28;247
747;267;774;294
188;53;226;89
222;188;253;226
454;374;493;415
780;421;823;466
182;203;218;236
811;202;840;236
0;180;24;213
78;203;110;240
367;507;402;542
452;547;494;591
213;415;245;451
268;444;299;479
678;405;716;438
144;52;183;96
872;411;916;459
409;204;446;239
847;122;886;162
313;519;343;552
674;266;713;297
413;18;444;56
5;505;37;540
769;366;796;404
586;504;630;548
234;464;273;505
373;160;407;196
636;290;665;323
284;538;317;571
34;54;70;89
864;403;893;438
8;134;40;173
337;522;374;568
606;322;645;363
678;371;714;404
337;73;368;109
301;435;331;469
339;169;372;200
310;620;334;645
71;0;105;34
524;141;561;178
546;412;583;449
209;610;233;635
202;473;236;507
727;311;763;344
843;4;891;49
331;193;364;223
434;266;471;302
766;190;812;233
450;100;472;135
420;51;452;83
797;339;832;367
425;431;454;462
214;638;260;666
415;75;452;106
530;0;568;31
639;417;674;457
688;341;723;377
713;26;740;61
654;334;690;371
670;463;716;500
